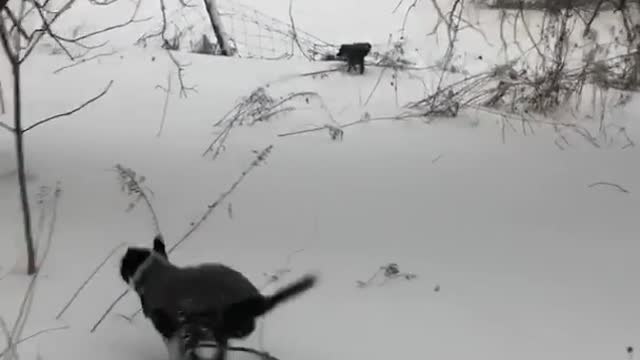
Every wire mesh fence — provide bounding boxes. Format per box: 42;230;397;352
137;0;337;60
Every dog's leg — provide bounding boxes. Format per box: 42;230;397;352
165;336;186;360
213;338;228;360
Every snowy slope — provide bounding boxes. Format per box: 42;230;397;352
1;1;640;360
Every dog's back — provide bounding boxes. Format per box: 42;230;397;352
142;262;261;321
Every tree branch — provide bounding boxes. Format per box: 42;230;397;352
55;243;127;319
23;80;113;133
0;121;13;132
3;7;31;44
587;181;630;193
53;50;117;74
0;12;18;64
19;0;80;63
0;325;69;357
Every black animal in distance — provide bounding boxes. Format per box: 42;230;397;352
336;42;372;74
119;236;317;360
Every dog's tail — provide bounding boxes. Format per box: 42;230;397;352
224;274;318;320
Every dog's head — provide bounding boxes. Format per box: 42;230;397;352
120;236;168;286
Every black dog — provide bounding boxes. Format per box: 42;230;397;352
119;236;318;360
336;42;372;74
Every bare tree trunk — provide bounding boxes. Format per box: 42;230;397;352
203;0;233;56
0;79;5;114
12;61;36;275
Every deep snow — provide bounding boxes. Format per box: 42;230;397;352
2;1;640;360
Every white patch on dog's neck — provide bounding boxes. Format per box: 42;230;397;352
130;251;164;292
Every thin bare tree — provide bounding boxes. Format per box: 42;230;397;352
0;0;144;274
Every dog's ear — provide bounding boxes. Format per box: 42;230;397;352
153;235;167;259
120;247;151;284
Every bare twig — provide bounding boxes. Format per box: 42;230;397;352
0;325;69;358
165;50;196;97
55;242;127;319
203;89;321;158
0;317;18;360
364;67;388;106
53;51;117;74
400;0;419;38
23;80;113;132
114;164;162;236
169;145;274;253
89;289;129;333
277;127;323;137
0;121;13;132
0;317;15;360
277;112;418;138
288;0;312;61
587;181;630;193
155;73;172;137
393;0;405;13
582;0;607;36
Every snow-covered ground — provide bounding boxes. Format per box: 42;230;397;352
2;1;640;360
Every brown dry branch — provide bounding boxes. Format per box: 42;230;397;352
155;72;172;137
498;9;510;62
53;50;117;74
91;146;274;332
0;325;68;358
400;0;419;38
203;88;327;159
166;50;197;97
277;111;423;139
55;242;127;320
23;80;113;132
478;1;618;118
422;0;469;117
169;145;273;254
587;181;631;193
90;289;129;332
0;79;5;115
0;121;11;132
0;318;15;360
113;164;162;237
404;36;639;129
